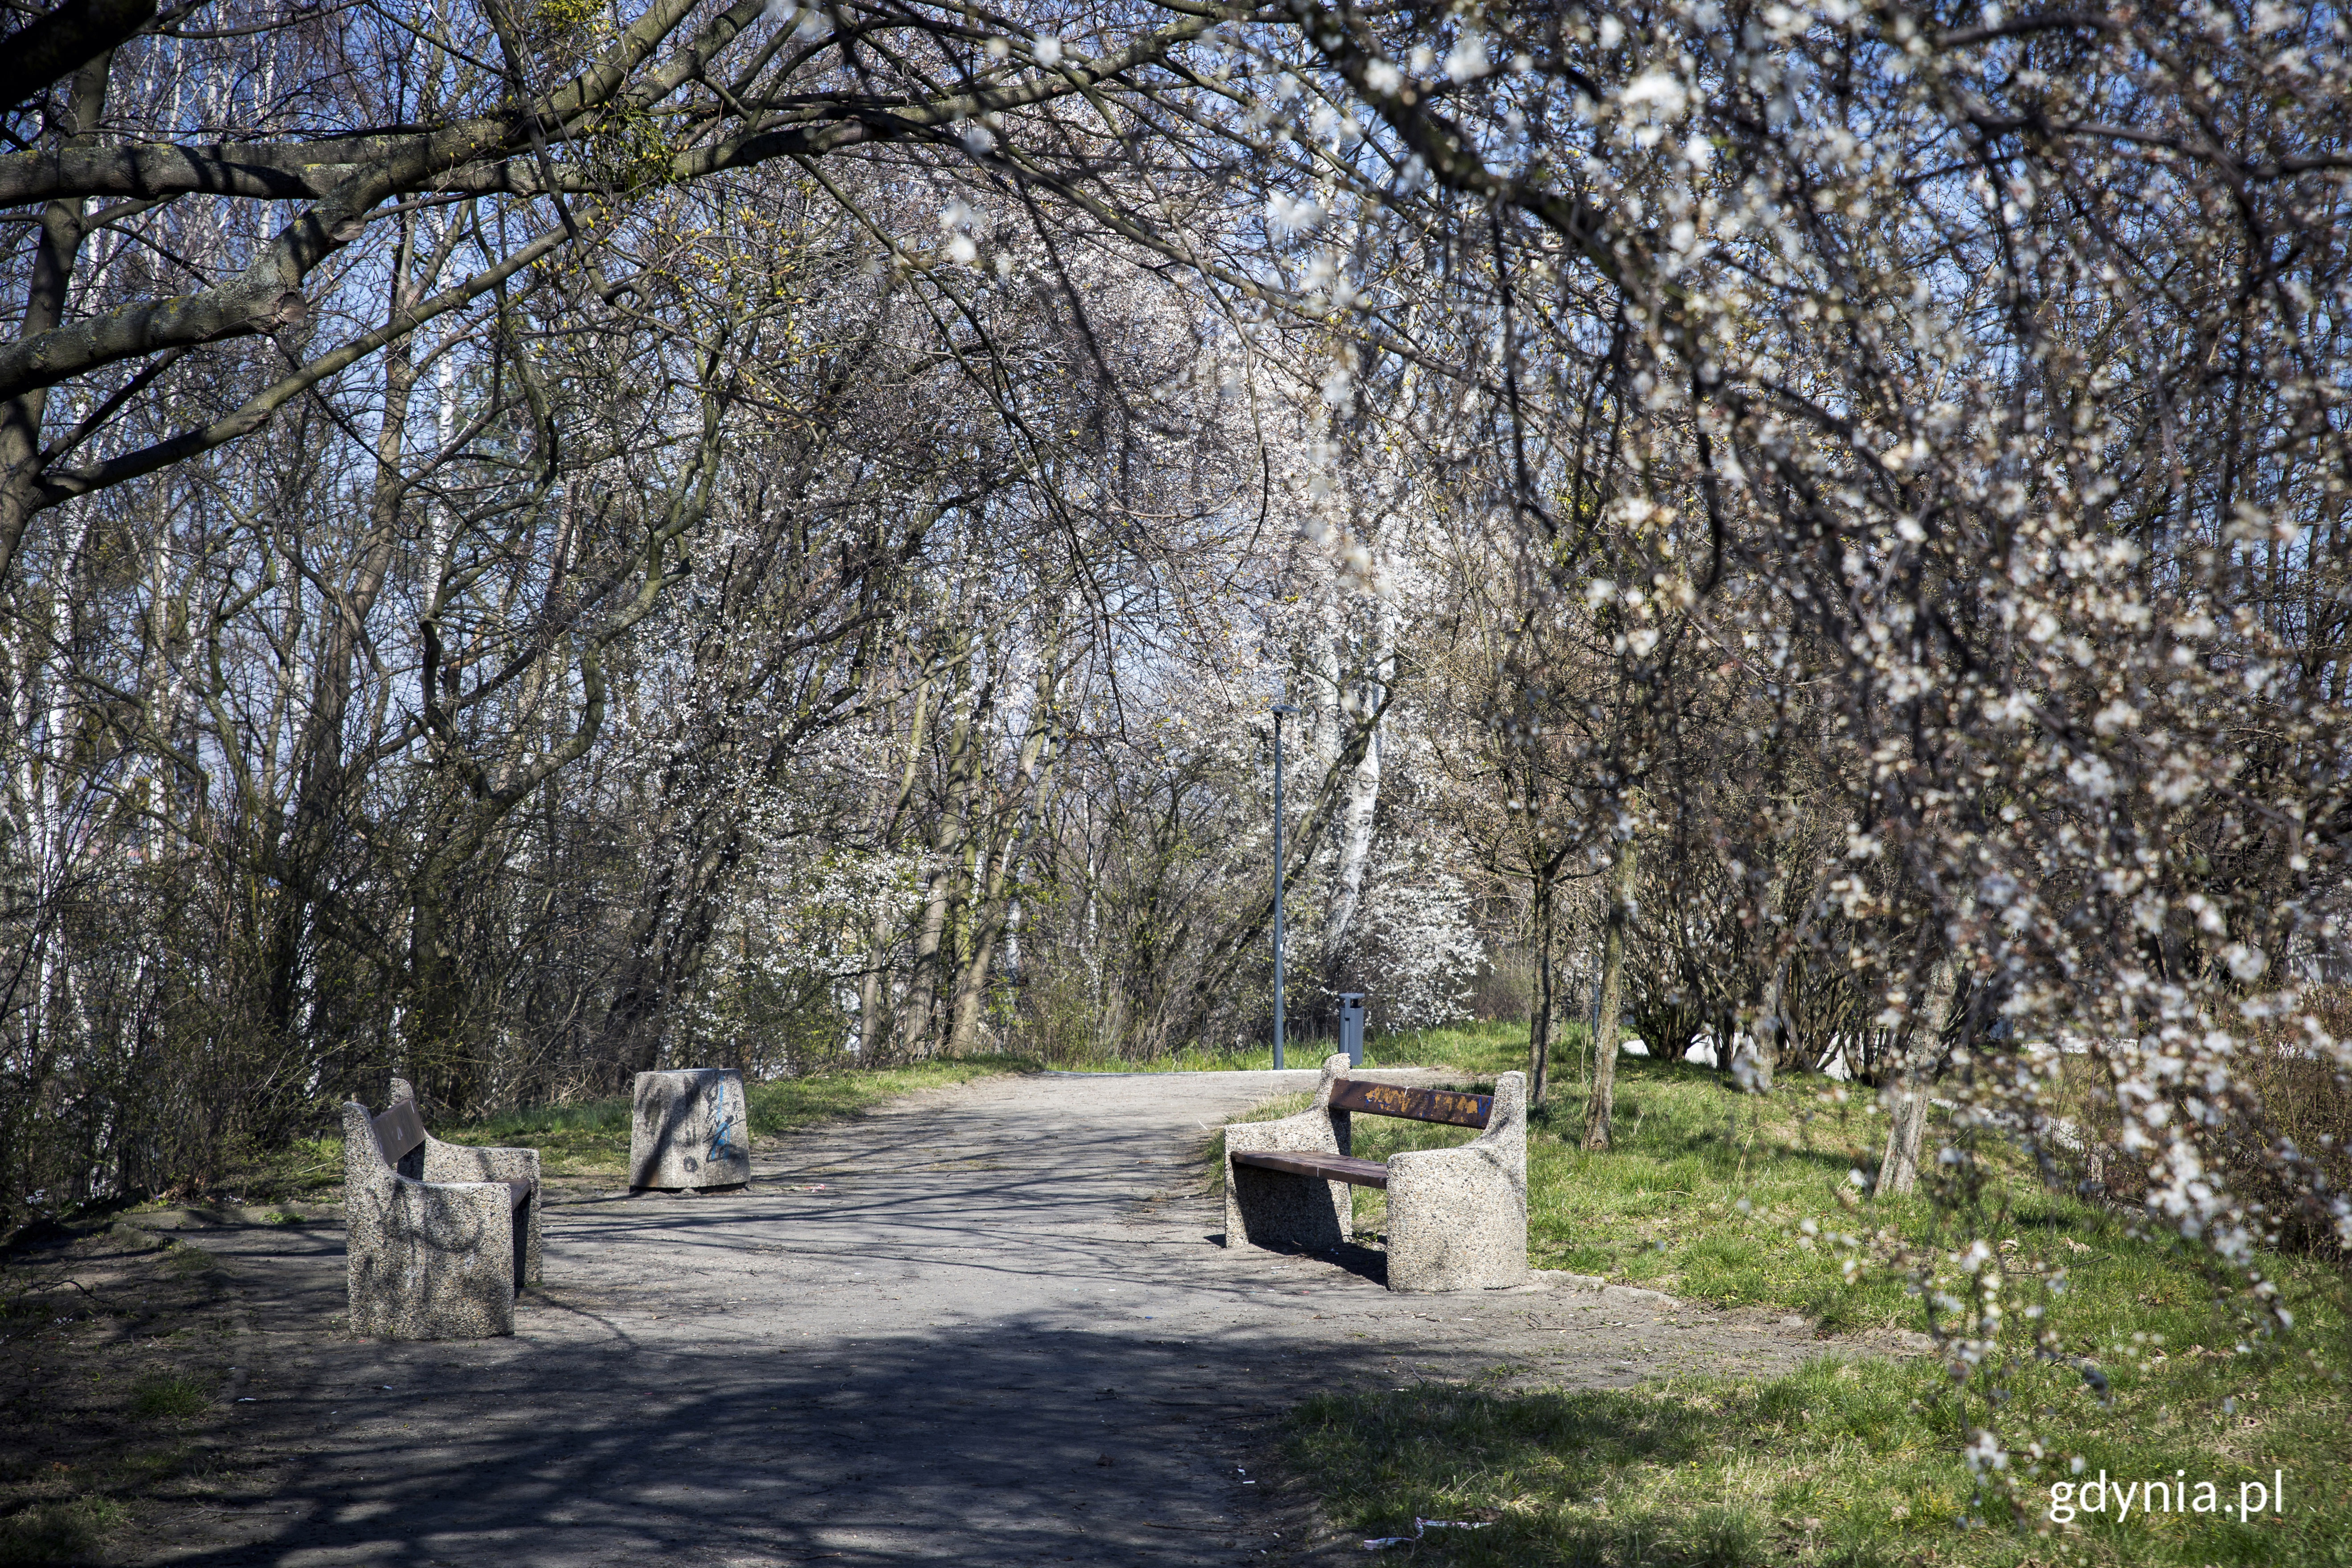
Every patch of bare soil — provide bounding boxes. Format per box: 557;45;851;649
0;1211;319;1564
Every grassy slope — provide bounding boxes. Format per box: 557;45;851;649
231;1057;1032;1198
1271;1032;2351;1568
452;1056;1031;1180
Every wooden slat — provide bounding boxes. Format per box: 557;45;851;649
372;1100;427;1165
1328;1078;1491;1129
1230;1149;1390;1189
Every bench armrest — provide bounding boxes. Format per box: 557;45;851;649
1220;1052;1354;1159
414;1120;542;1290
1426;1070;1525;1173
1385;1132;1522;1194
421;1135;540;1191
1221;1111;1342;1159
347;1176;520;1338
1387;1069;1526;1188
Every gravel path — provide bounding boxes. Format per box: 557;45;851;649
132;1068;1851;1566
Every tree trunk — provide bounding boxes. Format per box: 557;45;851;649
895;660;985;1059
944;657;1056;1057
1527;886;1554;1107
896;843;959;1058
1753;958;1787;1090
271;207;443;1067
1876;956;1956;1198
857;679;934;1050
405;860;470;1115
1583;829;1640;1151
0;55;105;586
1321;600;1391;957
945;834;1019;1058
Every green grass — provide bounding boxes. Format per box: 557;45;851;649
1069;1018;1537;1076
127;1376;208;1421
1266;1037;2352;1567
1350;1047;1931;1328
0;1496;124;1565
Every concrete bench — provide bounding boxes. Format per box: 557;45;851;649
340;1077;542;1339
1223;1054;1526;1291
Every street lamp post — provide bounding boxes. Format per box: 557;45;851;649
1272;704;1299;1070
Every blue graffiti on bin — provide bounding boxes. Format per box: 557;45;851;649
704;1080;740;1166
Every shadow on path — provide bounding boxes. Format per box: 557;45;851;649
132;1069;1843;1567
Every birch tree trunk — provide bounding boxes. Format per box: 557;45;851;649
945;644;1058;1056
1321;600;1391;957
896;640;985;1059
858;677;935;1053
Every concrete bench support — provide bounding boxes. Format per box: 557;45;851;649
630;1068;752;1190
1385;1070;1527;1292
341;1077;542;1339
1221;1056;1355;1254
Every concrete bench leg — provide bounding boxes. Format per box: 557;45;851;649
1383;1071;1528;1292
1224;1160;1353;1253
1221;1054;1354;1252
1385;1147;1526;1290
630;1069;753;1190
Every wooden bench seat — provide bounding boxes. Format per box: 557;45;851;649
1229;1149;1395;1188
1223;1054;1526;1292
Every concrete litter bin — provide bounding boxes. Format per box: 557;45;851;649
630;1068;752;1191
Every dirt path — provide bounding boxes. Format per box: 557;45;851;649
126;1068;1848;1566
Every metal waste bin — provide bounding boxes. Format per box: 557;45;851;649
1338;993;1367;1067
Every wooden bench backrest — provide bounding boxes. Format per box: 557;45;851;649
373;1101;428;1168
1329;1078;1491;1129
